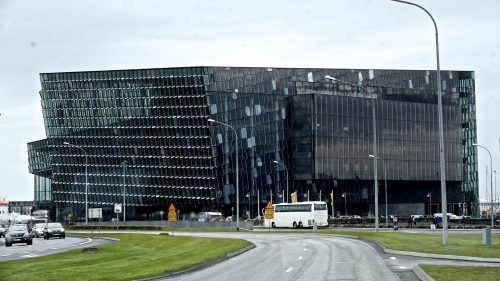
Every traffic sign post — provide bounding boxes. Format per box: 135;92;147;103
264;202;274;231
168;202;177;221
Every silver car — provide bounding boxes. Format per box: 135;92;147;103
32;223;46;238
5;224;33;247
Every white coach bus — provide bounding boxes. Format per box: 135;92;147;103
270;201;329;228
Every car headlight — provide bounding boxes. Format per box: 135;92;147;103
48;229;53;233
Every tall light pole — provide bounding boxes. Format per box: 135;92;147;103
391;0;449;247
495;170;497;215
64;142;88;225
342;192;347;215
273;161;289;203
427;193;432;216
122;160;127;222
325;75;379;232
208;118;240;231
370;155;388;228
473;143;494;228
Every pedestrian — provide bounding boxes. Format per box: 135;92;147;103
461;216;466;229
393;216;399;230
407;215;413;228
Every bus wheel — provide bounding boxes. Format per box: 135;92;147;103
271;222;276;228
293;222;297;228
298;222;303;228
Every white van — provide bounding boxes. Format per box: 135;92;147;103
198;212;223;222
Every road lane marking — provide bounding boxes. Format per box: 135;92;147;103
303;248;308;251
21;254;39;258
286;267;293;273
1;254;10;257
390;257;396;260
298;256;303;260
399;266;407;269
302;243;307;246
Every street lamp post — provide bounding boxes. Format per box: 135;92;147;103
370;155;388;228
342;192;347;215
473;143;494;228
391;0;449;247
427;193;432;216
326;75;379;232
122;160;127;222
273;161;289;203
64;142;88;225
247;192;251;219
208;118;240;231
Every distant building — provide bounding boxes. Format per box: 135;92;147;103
28;67;478;222
0;200;8;215
8;201;33;215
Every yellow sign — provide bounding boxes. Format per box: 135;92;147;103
291;191;297;203
265;202;274;220
168;203;176;212
168;202;177;221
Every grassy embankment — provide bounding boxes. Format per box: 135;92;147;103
0;233;251;281
419;265;500;281
320;229;500;258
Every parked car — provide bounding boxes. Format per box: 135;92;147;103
0;225;6;238
4;224;33;247
32;223;46;238
433;213;459;220
43;223;65;239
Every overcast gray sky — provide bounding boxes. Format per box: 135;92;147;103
0;0;498;202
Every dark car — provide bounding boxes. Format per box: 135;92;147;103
0;225;6;238
4;224;33;247
43;223;65;239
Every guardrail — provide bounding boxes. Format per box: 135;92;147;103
74;220;254;230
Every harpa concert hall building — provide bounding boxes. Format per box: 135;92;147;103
28;67;478;222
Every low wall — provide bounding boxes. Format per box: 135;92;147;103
76;220;254;230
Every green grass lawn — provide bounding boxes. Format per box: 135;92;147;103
320;229;500;258
0;234;251;281
419;265;500;281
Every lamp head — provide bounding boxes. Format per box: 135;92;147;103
207;119;215;123
273;160;279;164
368;155;375;158
63;142;70;145
472;143;478;146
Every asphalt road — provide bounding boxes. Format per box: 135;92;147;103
0;236;109;262
162;232;402;281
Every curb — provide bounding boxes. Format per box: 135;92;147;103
413;265;435;281
137;243;256;281
384;248;500;263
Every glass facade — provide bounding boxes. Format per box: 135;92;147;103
28;67;478;221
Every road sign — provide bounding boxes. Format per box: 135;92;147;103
114;204;122;214
89;208;102;218
168;202;177;221
265;201;274;220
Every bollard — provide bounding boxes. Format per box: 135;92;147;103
482;227;492;246
313;221;317;231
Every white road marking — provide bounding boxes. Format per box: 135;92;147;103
286;267;293;273
399;266;407;269
50;248;59;250
1;254;11;257
298;256;303;260
303;248;308;251
21;254;39;258
302;243;307;246
390;257;396;260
